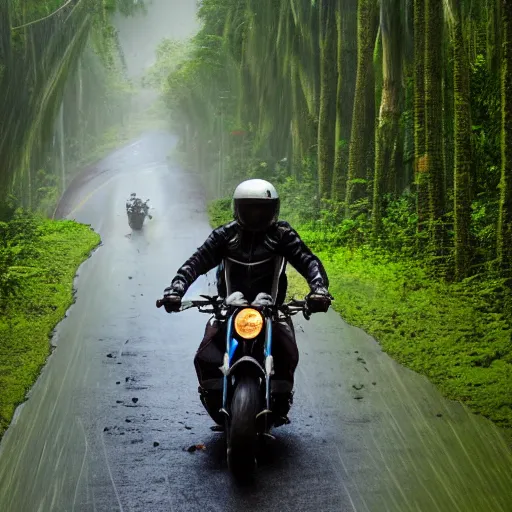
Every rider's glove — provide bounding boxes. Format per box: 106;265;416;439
163;287;182;313
306;287;333;313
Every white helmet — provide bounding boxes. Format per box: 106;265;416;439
232;179;280;231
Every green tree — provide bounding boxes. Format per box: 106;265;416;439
372;0;403;240
414;0;428;236
317;0;337;199
332;0;358;201
424;0;446;253
345;0;380;212
497;0;512;279
0;0;142;209
446;0;473;279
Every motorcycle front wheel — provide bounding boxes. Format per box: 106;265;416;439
227;375;261;478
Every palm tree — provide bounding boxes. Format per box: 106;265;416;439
414;0;428;236
345;0;380;212
372;0;403;239
332;0;358;201
424;0;446;253
445;0;473;279
497;0;512;280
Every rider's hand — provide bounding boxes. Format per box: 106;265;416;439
163;287;182;313
306;287;333;313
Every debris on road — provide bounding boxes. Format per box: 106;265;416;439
184;444;206;453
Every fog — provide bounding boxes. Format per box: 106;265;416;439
114;0;199;79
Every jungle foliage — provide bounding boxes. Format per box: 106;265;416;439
163;0;512;431
0;213;99;438
162;0;512;283
0;0;147;217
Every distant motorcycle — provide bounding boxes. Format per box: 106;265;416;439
156;260;314;478
126;193;152;230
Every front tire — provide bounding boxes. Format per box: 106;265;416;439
227;375;261;477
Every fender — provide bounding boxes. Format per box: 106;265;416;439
228;356;266;379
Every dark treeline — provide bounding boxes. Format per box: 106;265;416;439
163;0;512;288
0;0;146;216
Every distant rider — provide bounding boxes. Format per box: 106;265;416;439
160;179;332;426
126;193;152;219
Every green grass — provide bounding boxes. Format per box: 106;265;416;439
287;250;512;433
0;219;100;438
206;199;512;437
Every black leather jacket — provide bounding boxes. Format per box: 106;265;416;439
169;220;329;305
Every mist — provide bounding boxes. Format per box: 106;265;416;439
114;0;199;80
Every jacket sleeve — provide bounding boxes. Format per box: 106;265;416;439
169;226;228;296
277;223;329;292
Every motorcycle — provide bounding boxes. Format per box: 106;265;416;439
156;256;313;477
126;197;151;230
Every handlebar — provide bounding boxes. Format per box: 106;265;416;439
156;295;308;316
156;298;212;309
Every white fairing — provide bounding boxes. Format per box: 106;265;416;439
221;353;230;376
265;355;274;377
233;179;279;200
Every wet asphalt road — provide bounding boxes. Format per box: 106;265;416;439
0;131;511;512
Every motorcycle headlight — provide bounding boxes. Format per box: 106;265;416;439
234;308;264;339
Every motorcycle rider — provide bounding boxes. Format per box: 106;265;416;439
160;179;332;427
126;193;152;219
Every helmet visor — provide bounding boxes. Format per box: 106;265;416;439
235;199;279;231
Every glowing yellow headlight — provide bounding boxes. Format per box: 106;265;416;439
234;308;264;339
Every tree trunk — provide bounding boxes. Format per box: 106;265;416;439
332;0;358;201
443;28;454;202
364;27;380;201
424;0;445;254
0;2;12;194
372;0;402;240
59;102;66;193
345;0;380;212
290;55;316;174
453;6;473;280
400;0;414;192
414;0;428;235
486;0;502;74
77;56;85;155
317;0;337;199
497;0;512;280
0;2;11;69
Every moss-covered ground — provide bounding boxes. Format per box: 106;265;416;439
0;219;100;439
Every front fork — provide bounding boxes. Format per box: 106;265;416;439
220;316;274;430
263;319;274;411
